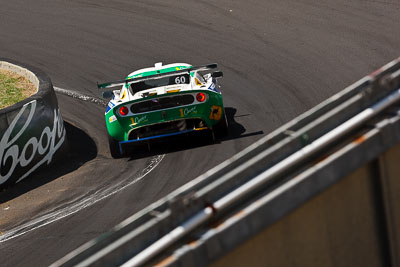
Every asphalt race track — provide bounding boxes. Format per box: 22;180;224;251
0;0;399;266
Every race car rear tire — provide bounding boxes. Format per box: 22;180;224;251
212;112;228;139
108;135;123;158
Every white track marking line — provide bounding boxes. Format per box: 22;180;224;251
0;154;164;243
0;87;165;243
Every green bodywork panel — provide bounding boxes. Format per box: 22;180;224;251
105;90;224;142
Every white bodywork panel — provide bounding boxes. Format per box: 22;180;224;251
110;63;216;106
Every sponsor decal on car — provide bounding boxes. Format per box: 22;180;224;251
130;115;148;126
109;115;117;123
121;89;126;100
184;106;197;115
179;106;197;117
208;82;219;92
105;101;116;114
209;105;222;120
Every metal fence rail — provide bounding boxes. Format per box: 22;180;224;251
52;57;400;267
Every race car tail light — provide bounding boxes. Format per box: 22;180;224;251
196;92;206;102
119;106;129;116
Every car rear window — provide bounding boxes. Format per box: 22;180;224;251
130;74;190;92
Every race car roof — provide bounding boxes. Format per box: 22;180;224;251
127;63;192;79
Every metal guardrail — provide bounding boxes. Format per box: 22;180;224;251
52;57;400;267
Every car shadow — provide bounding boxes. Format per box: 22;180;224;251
221;107;264;141
0;121;97;203
127;107;264;160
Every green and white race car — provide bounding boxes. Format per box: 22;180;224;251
98;62;227;158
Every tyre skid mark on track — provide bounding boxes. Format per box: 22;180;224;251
54;86;108;107
0;87;165;243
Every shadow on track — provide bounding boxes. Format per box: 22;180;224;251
222;107;264;140
126;107;264;160
0;122;97;203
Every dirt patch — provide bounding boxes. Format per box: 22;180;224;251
0;69;37;109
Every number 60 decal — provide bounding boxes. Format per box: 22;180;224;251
174;76;186;84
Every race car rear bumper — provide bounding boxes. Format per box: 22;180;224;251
127;118;207;140
118;126;209;153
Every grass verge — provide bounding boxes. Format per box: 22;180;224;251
0;69;37;109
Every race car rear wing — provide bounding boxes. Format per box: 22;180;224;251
97;63;218;89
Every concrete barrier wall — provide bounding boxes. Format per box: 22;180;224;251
378;144;400;266
0;59;66;186
210;157;395;267
210;142;400;267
